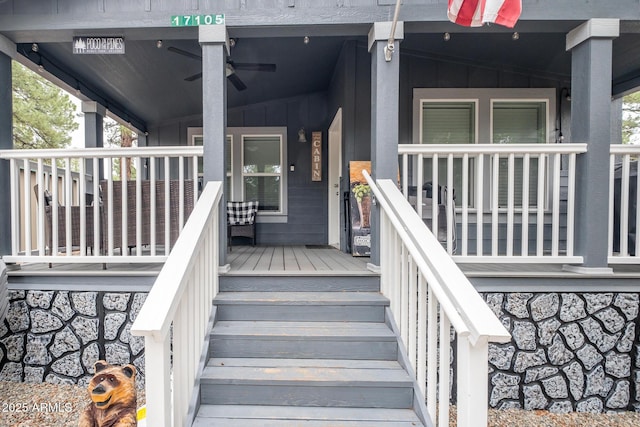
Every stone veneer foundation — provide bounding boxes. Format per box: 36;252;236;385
484;292;640;413
0;290;147;388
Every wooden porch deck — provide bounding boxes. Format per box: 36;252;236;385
224;245;373;275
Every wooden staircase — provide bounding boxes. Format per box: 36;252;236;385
192;276;429;426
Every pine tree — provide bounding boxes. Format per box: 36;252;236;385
12;61;79;149
623;92;640;145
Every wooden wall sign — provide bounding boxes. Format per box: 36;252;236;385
311;131;322;182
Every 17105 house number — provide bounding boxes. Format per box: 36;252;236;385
171;14;225;27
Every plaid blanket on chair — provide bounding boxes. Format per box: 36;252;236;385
227;201;259;225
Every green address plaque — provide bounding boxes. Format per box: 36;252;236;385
171;14;225;27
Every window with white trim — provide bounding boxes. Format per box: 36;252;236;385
188;126;288;220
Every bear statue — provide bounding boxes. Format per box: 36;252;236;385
78;360;138;427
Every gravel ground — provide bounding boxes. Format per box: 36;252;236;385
1;380;640;426
0;381;145;427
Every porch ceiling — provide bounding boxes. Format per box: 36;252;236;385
6;22;640;132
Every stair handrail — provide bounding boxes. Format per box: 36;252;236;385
363;170;510;427
131;180;223;427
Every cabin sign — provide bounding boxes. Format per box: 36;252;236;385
312;132;322;182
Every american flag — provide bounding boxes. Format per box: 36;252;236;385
447;0;522;28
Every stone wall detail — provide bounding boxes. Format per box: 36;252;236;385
0;290;147;388
485;292;640;413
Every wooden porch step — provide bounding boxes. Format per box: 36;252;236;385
210;321;398;360
193;405;424;426
200;357;415;408
214;291;388;322
219;274;380;292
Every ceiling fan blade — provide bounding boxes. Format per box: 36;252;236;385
185;72;202;82
231;62;276;72
227;73;247;91
168;46;202;61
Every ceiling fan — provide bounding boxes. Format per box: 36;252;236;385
167;46;276;91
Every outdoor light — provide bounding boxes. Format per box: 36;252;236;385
303;36;310;45
156;40;163;48
229;38;236;47
443;32;451;41
512;32;520;40
298;128;307;143
31;43;39;52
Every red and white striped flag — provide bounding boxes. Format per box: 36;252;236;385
447;0;522;28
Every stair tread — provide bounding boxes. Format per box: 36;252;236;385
202;362;412;386
194;405;424;426
211;320;396;339
208;358;402;370
214;291;389;305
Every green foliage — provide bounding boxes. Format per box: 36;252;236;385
12;62;79;149
352;183;371;203
623;91;640;144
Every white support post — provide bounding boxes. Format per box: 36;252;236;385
456;336;490;427
143;335;172;427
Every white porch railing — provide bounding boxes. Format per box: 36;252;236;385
0;146;203;264
399;143;587;263
364;170;510;427
131;181;222;427
609;144;640;263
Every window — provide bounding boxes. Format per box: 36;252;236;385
188;126;287;221
493;101;547;207
421;101;476;206
242;135;283;212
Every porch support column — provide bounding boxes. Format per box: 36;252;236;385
199;25;229;267
566;19;619;273
0;36;15;257
368;22;403;267
82;101;105;180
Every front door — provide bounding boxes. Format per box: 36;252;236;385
328;108;342;248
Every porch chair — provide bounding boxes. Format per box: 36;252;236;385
227;201;259;251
